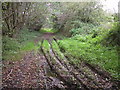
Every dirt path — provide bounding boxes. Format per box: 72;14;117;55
2;33;58;89
41;33;55;40
3;52;44;88
33;33;55;43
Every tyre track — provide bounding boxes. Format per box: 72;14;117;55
41;38;119;90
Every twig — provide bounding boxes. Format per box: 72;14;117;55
5;68;13;81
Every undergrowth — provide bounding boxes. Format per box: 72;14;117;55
55;22;119;79
42;40;50;52
57;38;118;79
2;36;21;61
2;28;41;61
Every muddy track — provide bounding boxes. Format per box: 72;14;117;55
41;38;119;90
48;40;97;89
41;40;81;89
2;33;119;89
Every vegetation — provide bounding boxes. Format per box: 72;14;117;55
57;39;118;78
2;1;119;89
2;28;41;60
40;28;58;33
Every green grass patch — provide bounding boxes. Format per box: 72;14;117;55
21;41;39;51
52;40;65;59
2;28;41;61
42;40;50;52
18;28;41;43
3;36;21;61
40;28;58;33
51;40;80;66
58;38;119;79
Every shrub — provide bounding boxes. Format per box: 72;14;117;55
101;22;120;46
2;36;20;60
70;21;96;36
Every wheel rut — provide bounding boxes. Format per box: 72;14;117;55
41;38;119;90
2;34;119;90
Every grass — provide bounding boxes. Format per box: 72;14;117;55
52;40;65;59
40;28;58;33
18;27;41;43
3;36;21;61
2;27;62;61
21;41;39;52
57;38;119;79
53;22;119;79
42;40;50;52
2;23;119;80
2;28;42;61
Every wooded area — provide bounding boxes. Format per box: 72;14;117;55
2;2;120;89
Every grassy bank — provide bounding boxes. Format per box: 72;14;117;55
2;28;41;61
56;36;119;79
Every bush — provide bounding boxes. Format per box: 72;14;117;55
17;27;40;43
2;36;20;60
101;22;120;46
2;28;41;61
57;22;120;78
3;36;20;51
70;21;96;36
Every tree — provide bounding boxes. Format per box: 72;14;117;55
2;2;32;37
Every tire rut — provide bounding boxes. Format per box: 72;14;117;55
40;38;119;90
2;36;119;89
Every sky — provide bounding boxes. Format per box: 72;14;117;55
101;0;119;13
